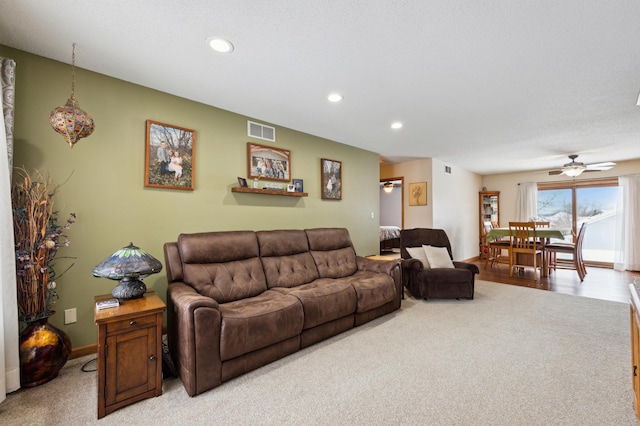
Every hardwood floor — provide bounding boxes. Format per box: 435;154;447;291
379;249;637;304
471;258;637;304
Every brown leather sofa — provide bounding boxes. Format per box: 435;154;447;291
163;228;401;396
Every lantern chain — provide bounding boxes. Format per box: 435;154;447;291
71;43;76;98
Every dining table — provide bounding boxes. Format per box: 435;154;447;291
485;227;566;242
485;227;568;277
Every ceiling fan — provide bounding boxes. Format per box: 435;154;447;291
546;155;616;177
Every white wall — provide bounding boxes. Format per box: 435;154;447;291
381;158;482;261
432;158;483;260
381;159;433;229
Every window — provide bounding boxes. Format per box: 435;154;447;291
537;178;618;265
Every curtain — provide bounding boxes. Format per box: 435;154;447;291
515;182;538;222
2;58;14;173
614;174;640;271
0;57;19;402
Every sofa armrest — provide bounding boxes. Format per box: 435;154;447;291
357;256;400;275
401;258;423;271
453;261;480;275
167;282;222;396
357;256;403;308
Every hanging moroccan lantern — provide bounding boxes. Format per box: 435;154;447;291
49;43;95;148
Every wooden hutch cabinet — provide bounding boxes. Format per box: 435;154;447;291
94;292;165;419
479;191;500;259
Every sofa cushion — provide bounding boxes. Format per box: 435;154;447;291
306;228;357;278
256;229;309;256
261;253;320;289
423;245;454;269
272;279;357;329
182;259;267;304
343;270;396;313
257;230;319;288
178;231;268;303
308;247;358;279
219;290;303;361
178;231;259;263
305;228;354;251
406;246;430;268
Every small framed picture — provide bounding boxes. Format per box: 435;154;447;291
144;120;195;190
247;142;291;182
409;182;427;206
321;158;341;200
293;179;304;193
237;177;248;187
287;184;295;192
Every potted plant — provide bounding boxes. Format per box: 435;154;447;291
11;167;75;387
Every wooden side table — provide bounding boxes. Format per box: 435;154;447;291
94;292;165;419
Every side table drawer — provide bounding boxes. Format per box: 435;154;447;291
106;313;157;333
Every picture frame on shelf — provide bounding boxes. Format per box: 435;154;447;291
293;178;304;193
237;177;248;187
144;120;195;190
409;182;427;206
247;142;290;182
321;158;342;200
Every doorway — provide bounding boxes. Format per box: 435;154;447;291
379;178;404;254
380;177;404;229
537;178;618;266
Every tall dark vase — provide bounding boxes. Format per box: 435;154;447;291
19;313;72;387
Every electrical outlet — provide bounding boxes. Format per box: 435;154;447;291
370;212;375;219
64;308;77;324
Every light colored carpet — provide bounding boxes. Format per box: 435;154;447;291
1;280;636;425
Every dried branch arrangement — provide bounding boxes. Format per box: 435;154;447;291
11;168;75;323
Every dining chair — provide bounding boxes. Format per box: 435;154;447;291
532;221;550;268
509;221;544;281
480;221;492;260
545;222;587;281
484;222;510;270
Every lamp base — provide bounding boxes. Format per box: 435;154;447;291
112;278;147;300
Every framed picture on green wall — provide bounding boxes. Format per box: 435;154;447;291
247;142;291;182
321;158;342;200
145;120;196;190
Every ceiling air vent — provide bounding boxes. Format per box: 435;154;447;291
248;120;276;142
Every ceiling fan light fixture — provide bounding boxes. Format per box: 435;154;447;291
563;165;586;177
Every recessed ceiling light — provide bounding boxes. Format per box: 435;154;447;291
327;93;343;103
391;122;403;129
207;37;234;53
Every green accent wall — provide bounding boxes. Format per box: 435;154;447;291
2;46;381;348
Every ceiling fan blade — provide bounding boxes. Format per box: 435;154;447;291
585;161;616;170
541;158;615;176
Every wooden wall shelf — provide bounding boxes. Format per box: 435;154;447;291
231;187;308;197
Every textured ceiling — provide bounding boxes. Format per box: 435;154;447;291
2;0;640;174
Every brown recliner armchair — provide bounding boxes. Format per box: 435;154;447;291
400;228;479;300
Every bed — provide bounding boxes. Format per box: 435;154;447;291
380;225;401;252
